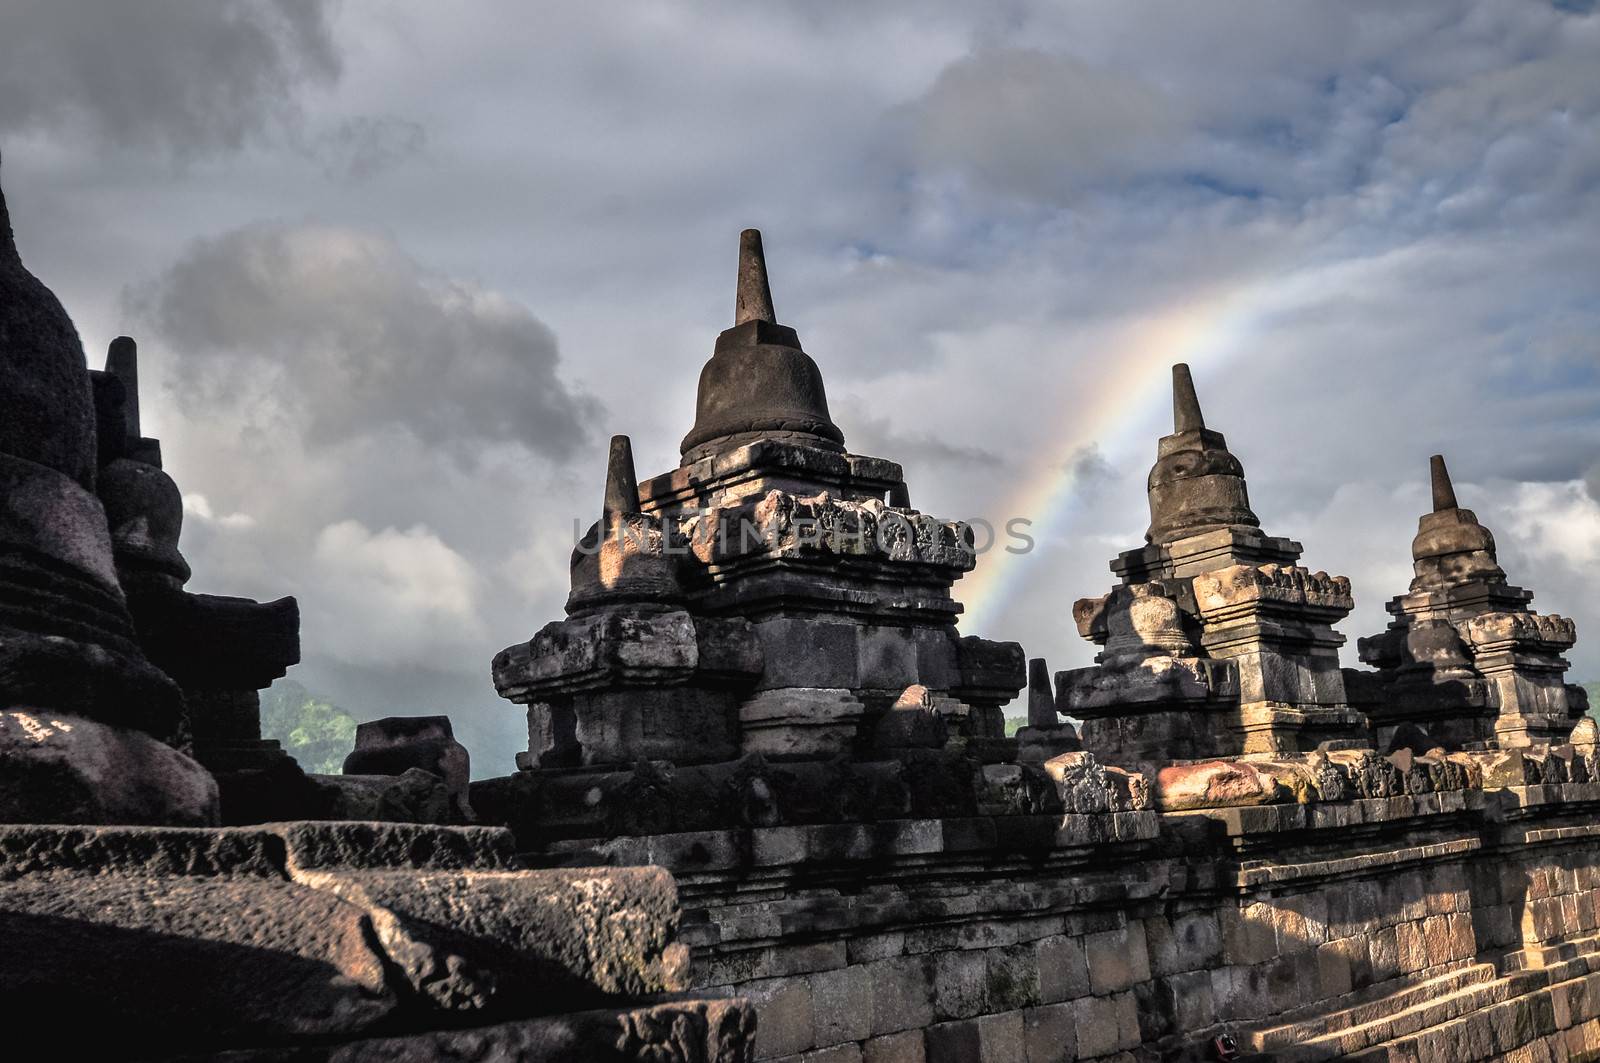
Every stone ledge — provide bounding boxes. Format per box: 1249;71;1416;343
0;819;704;1055
180;996;757;1062
1164;790;1489;838
0;820;518;880
1236;837;1482;888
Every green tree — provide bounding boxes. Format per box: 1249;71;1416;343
260;679;359;775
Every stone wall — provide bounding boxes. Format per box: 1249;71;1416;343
527;752;1600;1062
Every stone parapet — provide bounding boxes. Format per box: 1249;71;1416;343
474;747;1600;1061
0;819;751;1060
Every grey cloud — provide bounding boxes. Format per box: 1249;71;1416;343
0;0;339;157
127;221;597;463
1064;444;1118;502
894;48;1180;204
835;400;1004;472
304;115;427;182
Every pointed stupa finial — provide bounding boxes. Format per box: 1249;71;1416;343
735;228;776;326
1429;454;1458;512
1172;363;1205;433
603;434;640;523
106;336;140;442
1027;657;1056;729
680;229;843;461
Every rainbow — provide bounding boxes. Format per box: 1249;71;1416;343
956;277;1290;637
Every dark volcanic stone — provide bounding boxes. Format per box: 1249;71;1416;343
680;231;845;461
0;155;97;489
311;768;454;824
183;997;757;1063
343;716;472;822
0;873;398;1052
0;159;185;740
0;708;218;825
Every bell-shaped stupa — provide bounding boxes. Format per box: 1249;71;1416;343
679;229;845;463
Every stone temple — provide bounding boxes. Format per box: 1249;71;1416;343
5;159;1600;1062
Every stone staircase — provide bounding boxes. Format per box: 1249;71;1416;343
1240;935;1600;1060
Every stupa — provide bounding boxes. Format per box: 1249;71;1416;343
0;159;186;745
1057;363;1364;763
90;336;308;821
493;230;1025;779
1356;455;1584;749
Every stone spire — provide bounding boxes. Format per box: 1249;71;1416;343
1173;362;1205;434
1410;454;1504;591
1026;657;1056;729
603;434;640;525
679;229;844;462
106;336;140;444
1430;454;1458;512
567;433;681;615
1144;363;1259;545
735;229;776;325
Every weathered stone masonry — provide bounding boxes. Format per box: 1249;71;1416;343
480;231;1600;1062
6;135;1600;1061
0;159;756;1062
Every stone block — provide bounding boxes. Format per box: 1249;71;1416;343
931;949;988;1021
869;955;935;1035
741;688;865;759
923;1019;980;1063
297;864;689;1004
1145;910;1223;977
1022;1002;1076;1063
755;618;860;690
496;609;699;699
1072;991;1139;1058
1272;892;1329;953
813;964;872;1047
986;944;1042;1011
342;715;471;822
1036;935;1091;1002
1221;904;1277;966
1326;878;1381;939
862;1030;926;1063
1316;938;1357;999
0;872;398;1051
850;933;906;964
744;975;816;1059
976;1010;1025;1062
1085;924;1151;995
1153;759;1283;811
858;625;921;690
1396;919;1428;973
1169;968;1216;1033
0;709;218;826
1448;912;1477;960
186;996;758;1061
911;627;962;691
311;769;452;824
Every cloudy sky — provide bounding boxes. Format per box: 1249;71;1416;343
4;0;1597;774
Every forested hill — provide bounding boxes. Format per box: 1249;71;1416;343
259;680;359;775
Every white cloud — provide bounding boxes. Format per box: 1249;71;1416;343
306;520;486;668
181;493;256;530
